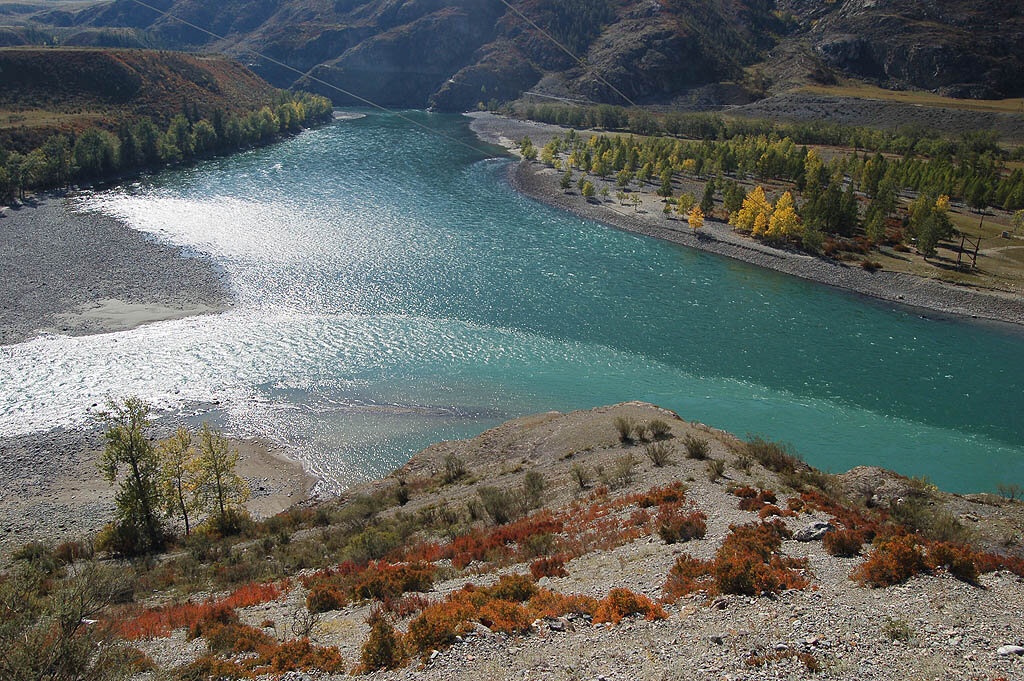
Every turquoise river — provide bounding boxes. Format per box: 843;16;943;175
2;111;1022;493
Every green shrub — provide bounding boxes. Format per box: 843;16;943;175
632;422;649;443
360;608;406;672
613;416;637;444
442;453;467;484
648;419;671;439
644;442;674;467
523;471;545;508
478;487;525;525
601;454;637;489
570;464;591;492
682;434;710;460
744;436;801;473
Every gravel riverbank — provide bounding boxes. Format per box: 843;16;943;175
0;192;232;346
468;113;1024;328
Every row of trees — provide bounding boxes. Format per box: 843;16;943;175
96;397;251;555
537;126;1021;214
535;130;970;258
0;91;332;203
517;102;1012;161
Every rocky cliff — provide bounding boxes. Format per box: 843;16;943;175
9;0;1024;109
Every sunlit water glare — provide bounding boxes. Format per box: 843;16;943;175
2;111;1022;492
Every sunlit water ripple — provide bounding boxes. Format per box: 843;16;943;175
2;111;1022;492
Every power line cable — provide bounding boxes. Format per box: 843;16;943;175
494;0;637;107
124;0;500;157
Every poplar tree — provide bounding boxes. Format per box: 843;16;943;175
158;427;201;536
196;424;251;535
97;397;165;553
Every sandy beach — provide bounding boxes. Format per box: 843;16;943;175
468;112;1024;328
0;193;232;346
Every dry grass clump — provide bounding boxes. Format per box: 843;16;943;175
743;436;801;473
745;649;821;673
648;419;671;439
613;416;637;443
530;554;569;579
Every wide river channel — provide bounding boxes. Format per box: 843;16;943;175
2;111;1022;493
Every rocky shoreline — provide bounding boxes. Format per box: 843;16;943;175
0;193;232;346
468;113;1024;329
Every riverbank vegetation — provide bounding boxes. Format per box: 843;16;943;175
0;91;332;203
512;107;1024;282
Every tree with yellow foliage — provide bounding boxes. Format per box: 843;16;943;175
195;423;250;535
765;191;801;242
935;194;951;212
729;186;772;233
158;427;201;536
688;206;704;235
752;212;769;238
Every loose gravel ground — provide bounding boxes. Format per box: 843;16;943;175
468;113;1024;328
0;192;231;345
126;402;1024;681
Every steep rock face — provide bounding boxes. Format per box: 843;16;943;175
784;0;1024;98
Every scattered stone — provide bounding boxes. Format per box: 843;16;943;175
997;645;1024;656
794;521;834;542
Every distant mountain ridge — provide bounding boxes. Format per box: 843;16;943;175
9;0;1024;110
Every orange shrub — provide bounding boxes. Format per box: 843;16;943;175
662;554;713;601
478;599;532;633
262;638;346;674
823;529;864;557
656;504;707;544
530;554;569;579
306;583;348;614
662;522;808;601
758;504;784;520
852;535;927;587
406;592;479;654
485;573;538;602
926;542;978;583
526;590;598;619
381;593;431;618
786;497;804;512
593;588;667;625
360;608;407;673
352;561;435;601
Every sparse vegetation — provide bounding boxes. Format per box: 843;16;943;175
706;459;726;482
644;442;674;467
613;416;637;444
682;434;710;460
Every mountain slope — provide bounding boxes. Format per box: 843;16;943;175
0;47;278;151
14;0;1024;110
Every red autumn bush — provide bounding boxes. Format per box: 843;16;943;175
530;554;569;579
786;497;805;512
823;529;864;557
593;588;667;625
632;482;687;508
852;534;928;587
352;561;435;601
381;593;431;618
662;522;808;601
656;504;707;544
478;598;532;633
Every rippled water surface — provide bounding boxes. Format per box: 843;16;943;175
2;112;1023;492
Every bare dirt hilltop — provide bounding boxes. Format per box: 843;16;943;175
115;402;1024;680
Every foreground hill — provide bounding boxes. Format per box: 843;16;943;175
8;0;1024;111
4;403;1023;679
0;47;277;151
